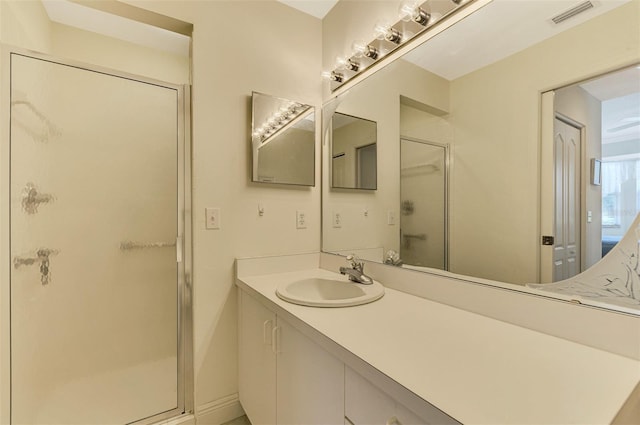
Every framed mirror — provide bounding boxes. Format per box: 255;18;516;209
322;0;640;312
331;112;377;190
251;92;315;186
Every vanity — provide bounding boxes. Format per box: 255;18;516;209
239;0;640;423
236;253;640;425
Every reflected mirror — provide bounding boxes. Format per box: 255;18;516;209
251;92;315;186
331;113;377;190
322;0;640;309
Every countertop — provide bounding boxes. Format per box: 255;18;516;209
236;267;640;424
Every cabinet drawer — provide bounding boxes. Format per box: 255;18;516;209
346;367;429;425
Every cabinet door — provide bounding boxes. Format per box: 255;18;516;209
346;367;442;425
239;290;277;425
345;367;396;424
276;318;344;425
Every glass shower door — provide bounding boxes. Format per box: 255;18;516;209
400;138;448;270
10;53;182;424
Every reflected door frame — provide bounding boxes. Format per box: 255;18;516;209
399;136;450;271
540;92;587;283
0;45;193;424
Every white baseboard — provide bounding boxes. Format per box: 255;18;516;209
195;394;245;425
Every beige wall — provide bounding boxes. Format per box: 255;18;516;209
2;0;322;422
0;0;52;53
50;23;189;84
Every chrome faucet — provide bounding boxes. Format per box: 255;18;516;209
339;254;373;285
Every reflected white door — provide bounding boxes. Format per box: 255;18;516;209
10;53;183;424
553;116;582;281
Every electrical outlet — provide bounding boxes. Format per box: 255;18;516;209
332;211;342;228
387;211;396;225
296;210;307;229
205;207;220;229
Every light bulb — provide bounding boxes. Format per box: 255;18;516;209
321;70;344;83
399;1;430;26
398;1;419;22
351;40;367;58
374;20;392;40
335;56;348;70
374;20;402;44
338;58;359;72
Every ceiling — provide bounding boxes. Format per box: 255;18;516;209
276;0;338;19
581;66;640;145
41;0;190;56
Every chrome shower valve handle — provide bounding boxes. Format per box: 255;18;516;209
22;182;55;214
14;248;59;285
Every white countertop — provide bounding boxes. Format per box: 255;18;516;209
237;267;640;424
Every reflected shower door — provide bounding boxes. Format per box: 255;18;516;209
400;139;447;269
10;53;182;424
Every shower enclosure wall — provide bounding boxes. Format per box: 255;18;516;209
1;48;192;425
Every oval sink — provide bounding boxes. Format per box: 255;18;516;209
276;277;384;307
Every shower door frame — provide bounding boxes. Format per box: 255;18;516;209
0;45;193;425
399;136;450;271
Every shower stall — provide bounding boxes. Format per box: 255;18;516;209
1;48;192;424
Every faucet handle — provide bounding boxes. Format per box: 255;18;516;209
346;254;363;270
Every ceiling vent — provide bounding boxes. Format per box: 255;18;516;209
551;1;594;24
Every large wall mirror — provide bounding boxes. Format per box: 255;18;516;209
252;92;315;186
322;0;640;313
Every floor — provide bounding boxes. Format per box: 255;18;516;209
222;415;251;425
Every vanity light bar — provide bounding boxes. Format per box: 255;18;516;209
323;0;477;91
252;102;311;144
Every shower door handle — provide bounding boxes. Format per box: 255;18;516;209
119;241;176;250
176;237;183;263
119;239;183;263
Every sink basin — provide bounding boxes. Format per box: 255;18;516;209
276;277;384;307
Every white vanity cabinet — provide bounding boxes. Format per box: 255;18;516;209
345;367;431;425
238;289;345;425
238;288;277;424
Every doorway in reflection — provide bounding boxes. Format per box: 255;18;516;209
553;65;640;281
400;138;448;270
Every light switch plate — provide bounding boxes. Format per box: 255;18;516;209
296;210;307;229
332;211;342;228
387;211;396;225
205;207;220;229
